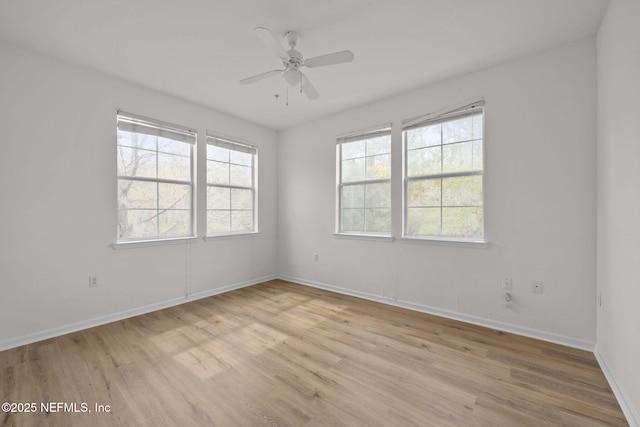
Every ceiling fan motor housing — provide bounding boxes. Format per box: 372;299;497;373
286;49;304;68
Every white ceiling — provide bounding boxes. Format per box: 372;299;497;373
0;0;609;130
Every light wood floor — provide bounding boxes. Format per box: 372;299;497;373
1;279;628;426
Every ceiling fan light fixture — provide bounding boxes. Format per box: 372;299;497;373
282;68;301;87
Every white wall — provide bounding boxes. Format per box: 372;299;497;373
597;0;640;423
0;41;278;345
278;39;598;345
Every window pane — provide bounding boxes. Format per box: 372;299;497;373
231;188;253;210
443;116;473;144
406;124;441;150
472;140;483;170
406;207;441;236
442;141;482;173
157;137;190;156
442;176;482;207
118;209;157;239
342;184;365;208
207;160;229;185
365;208;391;233
158;152;190;181
207;145;229;162
118;179;156;209
159;210;191;236
117;146;156;178
342;157;366;182
366;154;391;180
207;186;230;210
442;207;483;238
341;140;366;160
230;150;252;166
407;146;441;177
367;136;390;155
159;183;190;210
407;179;441;207
472;114;483;140
231;210;253;232
230;164;252;187
342;209;365;232
207;210;230;234
365;183;390;208
117;130;156;150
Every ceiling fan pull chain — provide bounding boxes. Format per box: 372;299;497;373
286;86;289;106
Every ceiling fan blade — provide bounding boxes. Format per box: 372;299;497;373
304;50;354;68
254;27;288;62
301;74;319;100
239;69;282;85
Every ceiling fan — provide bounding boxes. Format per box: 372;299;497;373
240;27;355;100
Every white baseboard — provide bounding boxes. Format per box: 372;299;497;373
0;274;277;352
594;347;639;427
277;275;595;352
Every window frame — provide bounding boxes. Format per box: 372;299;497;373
402;101;485;243
336;124;392;237
115;111;196;246
205;133;258;238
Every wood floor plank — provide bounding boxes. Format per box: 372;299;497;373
0;279;629;426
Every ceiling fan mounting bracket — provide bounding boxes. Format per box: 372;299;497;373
284;31;300;48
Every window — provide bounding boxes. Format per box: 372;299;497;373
116;112;195;243
403;102;484;241
337;125;392;235
206;134;257;235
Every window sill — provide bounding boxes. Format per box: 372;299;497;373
399;236;487;249
112;237;199;250
204;232;258;241
333;233;395;242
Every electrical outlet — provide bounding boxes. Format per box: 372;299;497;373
89;276;98;287
502;277;513;290
532;280;543;294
